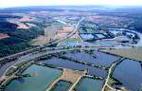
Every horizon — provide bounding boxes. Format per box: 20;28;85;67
0;0;142;9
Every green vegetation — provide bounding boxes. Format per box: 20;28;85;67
5;61;31;76
64;38;82;42
57;38;82;47
80;21;98;33
108;77;118;86
0;18;46;57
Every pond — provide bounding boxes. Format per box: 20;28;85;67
41;57;107;78
93;40;119;47
80;34;94;41
113;59;142;91
75;77;103;91
50;80;72;91
64;51;119;67
5;64;62;91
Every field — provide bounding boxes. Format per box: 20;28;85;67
103;47;142;61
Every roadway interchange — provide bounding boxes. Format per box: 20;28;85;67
0;17;85;67
0;17;89;90
45;17;85;46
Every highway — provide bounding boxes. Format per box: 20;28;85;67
0;45;125;90
0;17;123;91
1;17;84;86
1;46;97;77
0;17;85;65
0;46;99;88
46;17;85;46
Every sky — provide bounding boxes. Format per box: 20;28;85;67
0;0;142;8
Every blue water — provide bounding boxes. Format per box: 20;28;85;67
42;57;107;78
5;64;62;91
50;80;71;91
64;51;119;67
113;59;142;91
75;77;103;91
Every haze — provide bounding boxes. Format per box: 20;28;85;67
0;0;142;8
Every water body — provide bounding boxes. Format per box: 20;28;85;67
50;80;72;91
80;34;94;40
75;77;103;91
5;64;62;91
42;57;107;78
64;51;119;67
113;59;142;91
93;40;119;47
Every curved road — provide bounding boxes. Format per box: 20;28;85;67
0;17;85;65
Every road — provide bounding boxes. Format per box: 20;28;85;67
1;49;122;90
101;57;125;91
0;17;85;65
0;46;98;79
46;17;85;46
0;44;116;79
0;17;121;90
0;46;99;89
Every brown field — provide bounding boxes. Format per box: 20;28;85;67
103;47;142;61
17;23;30;29
60;69;85;83
55;33;68;39
19;16;33;22
57;26;73;33
31;35;50;46
0;33;10;40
